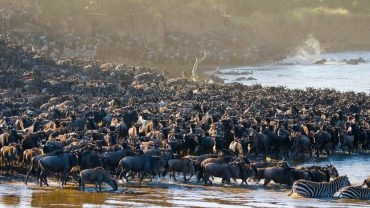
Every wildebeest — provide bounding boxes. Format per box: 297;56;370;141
311;130;332;157
262;167;311;186
247;129;269;156
340;133;354;155
290;135;311;157
23;148;43;167
297;164;339;182
43;141;65;153
0;130;22;147
195;136;215;155
38;152;79;187
25;150;64;185
229;140;246;156
77;149;102;170
1;144;21;172
79;167;118;192
100;149;140;171
202;162;244;185
117;154;166;183
21;131;47;150
167;158;195;182
359;177;370;188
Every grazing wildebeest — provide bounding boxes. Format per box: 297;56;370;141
79;167;118;192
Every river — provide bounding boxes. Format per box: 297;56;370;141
217;50;370;93
0;154;369;207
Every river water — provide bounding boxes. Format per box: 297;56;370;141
0;154;369;207
217;51;370;93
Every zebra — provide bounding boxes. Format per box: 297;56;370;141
339;186;370;200
288;176;351;198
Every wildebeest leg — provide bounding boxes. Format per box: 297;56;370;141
172;172;177;181
203;174;211;185
36;168;41;184
188;172;194;181
196;170;203;182
79;179;82;191
325;146;330;156
129;171;135;179
95;182;98;191
232;177;237;184
99;183;102;192
263;178;271;186
61;172;68;188
139;172;145;184
119;168;129;182
39;169;48;187
39;169;44;187
8;160;12;174
316;146;320;158
183;171;187;182
43;174;49;187
25;166;34;185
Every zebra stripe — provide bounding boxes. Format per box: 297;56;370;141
340;186;370;200
290;176;350;198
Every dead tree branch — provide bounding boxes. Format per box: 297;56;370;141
192;49;207;82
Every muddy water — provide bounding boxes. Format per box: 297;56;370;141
0;154;369;208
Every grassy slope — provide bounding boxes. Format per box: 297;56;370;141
1;0;370;76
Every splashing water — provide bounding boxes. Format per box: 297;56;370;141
283;35;322;64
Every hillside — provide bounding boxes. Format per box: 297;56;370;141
1;0;370;76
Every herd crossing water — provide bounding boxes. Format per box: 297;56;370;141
0;37;369;207
0;154;369;207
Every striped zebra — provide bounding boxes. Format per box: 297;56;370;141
339;186;370;200
289;176;351;198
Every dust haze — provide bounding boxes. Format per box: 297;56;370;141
1;0;370;75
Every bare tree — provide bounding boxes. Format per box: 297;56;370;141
191;49;207;82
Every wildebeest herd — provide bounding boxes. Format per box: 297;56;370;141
0;36;369;200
